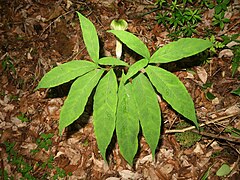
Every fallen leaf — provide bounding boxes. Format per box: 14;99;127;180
160;163;174;174
193;142;204;155
119;170;137;179
226;41;240;48
218;49;234;58
196;66;208;84
225;104;240;115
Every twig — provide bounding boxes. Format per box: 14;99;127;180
227;142;240;155
165;113;239;134
191;129;240;144
218;19;240;36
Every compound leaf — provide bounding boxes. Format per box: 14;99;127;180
146;65;198;127
108;30;150;59
98;57;129;67
125;59;148;82
150;38;212;63
77;12;99;62
116;72;139;165
93;69;118;161
36;60;98;89
59;69;104;135
132;73;161;158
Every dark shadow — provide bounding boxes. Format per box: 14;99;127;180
65;91;94;138
105;130;117;163
122;43;143;64
46;80;74;98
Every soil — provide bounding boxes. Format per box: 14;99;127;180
0;0;240;179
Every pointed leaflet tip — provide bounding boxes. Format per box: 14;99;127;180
76;11;99;62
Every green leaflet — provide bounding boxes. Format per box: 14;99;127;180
59;69;104;135
125;59;148;83
231;87;240;96
98;57;129;67
36;60;98;89
77;12;99;62
150;38;213;63
108;30;150;59
116;72;139;165
132;73;161;158
146;65;198;127
216;164;231;176
93;69;118;161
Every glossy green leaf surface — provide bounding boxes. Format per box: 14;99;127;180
108;30;150;59
116;72;139;165
36;60;98;89
124;59;148;82
132;73;161;157
93;69;118;161
59;69;104;134
150;38;213;63
146;65;198;127
98;57;129;67
77;12;99;62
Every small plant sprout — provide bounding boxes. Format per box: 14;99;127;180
110;19;128;59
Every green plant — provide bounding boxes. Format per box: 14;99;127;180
206;35;225;54
35;12;212;165
110;19;128;59
212;12;230;30
211;0;230;30
224;126;240;137
17;113;30;122
230;46;240;77
53;167;71;180
1;170;14;180
156;1;202;38
1;55;16;74
221;34;240;76
3;140;70;179
4;142;36;180
31;133;54;154
201;163;214;180
216;163;231;177
214;0;230;15
231;87;240;96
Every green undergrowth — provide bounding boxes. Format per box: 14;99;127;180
155;0;231;39
1;133;72;180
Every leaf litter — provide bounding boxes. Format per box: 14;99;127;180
0;0;239;179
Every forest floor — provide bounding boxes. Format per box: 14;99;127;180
0;0;240;179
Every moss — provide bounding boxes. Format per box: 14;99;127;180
175;121;202;148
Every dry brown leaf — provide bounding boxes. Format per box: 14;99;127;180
193;143;204;155
226;41;240;48
119;170;140;179
160;163;174;175
218;49;234;58
225;103;240;115
196;66;208;84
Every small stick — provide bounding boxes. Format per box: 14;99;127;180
165;113;239;134
191;129;240;144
